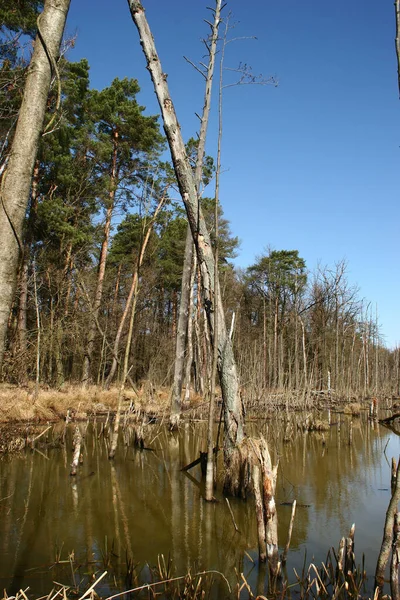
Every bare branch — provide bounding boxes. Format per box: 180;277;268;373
183;56;207;79
226;35;257;45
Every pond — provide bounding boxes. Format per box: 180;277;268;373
0;412;398;598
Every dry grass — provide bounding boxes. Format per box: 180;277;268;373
0;383;173;424
343;402;362;416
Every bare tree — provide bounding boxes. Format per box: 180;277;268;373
170;0;223;429
0;0;71;371
127;0;246;494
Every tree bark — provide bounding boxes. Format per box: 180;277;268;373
170;0;222;429
0;0;71;372
128;0;245;491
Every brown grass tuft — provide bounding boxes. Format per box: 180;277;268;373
343;402;362;417
0;382;177;424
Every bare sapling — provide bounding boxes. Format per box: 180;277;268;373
128;0;246;495
281;500;296;565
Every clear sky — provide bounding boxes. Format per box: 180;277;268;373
65;1;399;348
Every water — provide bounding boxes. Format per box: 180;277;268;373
0;413;398;597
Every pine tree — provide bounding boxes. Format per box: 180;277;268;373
81;78;164;384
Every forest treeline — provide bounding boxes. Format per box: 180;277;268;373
0;3;399;400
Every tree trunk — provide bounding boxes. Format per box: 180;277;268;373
273;296;278;387
128;0;245;492
16;161;40;382
105;194;164;387
82;130;119;385
16;261;28;383
170;0;222;429
183;252;196;403
0;0;71;371
375;460;400;594
170;227;193;426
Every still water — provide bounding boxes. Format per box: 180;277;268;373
0;413;399;597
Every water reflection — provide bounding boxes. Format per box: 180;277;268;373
0;413;398;597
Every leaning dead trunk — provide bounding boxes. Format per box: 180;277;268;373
128;0;245;494
0;0;71;371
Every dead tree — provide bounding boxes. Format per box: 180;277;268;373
170;0;223;430
127;0;246;494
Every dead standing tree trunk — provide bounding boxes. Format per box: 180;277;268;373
170;0;222;430
128;0;245;494
251;437;280;574
0;0;71;372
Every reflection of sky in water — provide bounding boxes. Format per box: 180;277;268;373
0;418;398;597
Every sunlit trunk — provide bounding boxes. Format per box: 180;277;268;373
0;0;71;371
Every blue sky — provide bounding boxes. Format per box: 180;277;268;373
66;1;399;348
